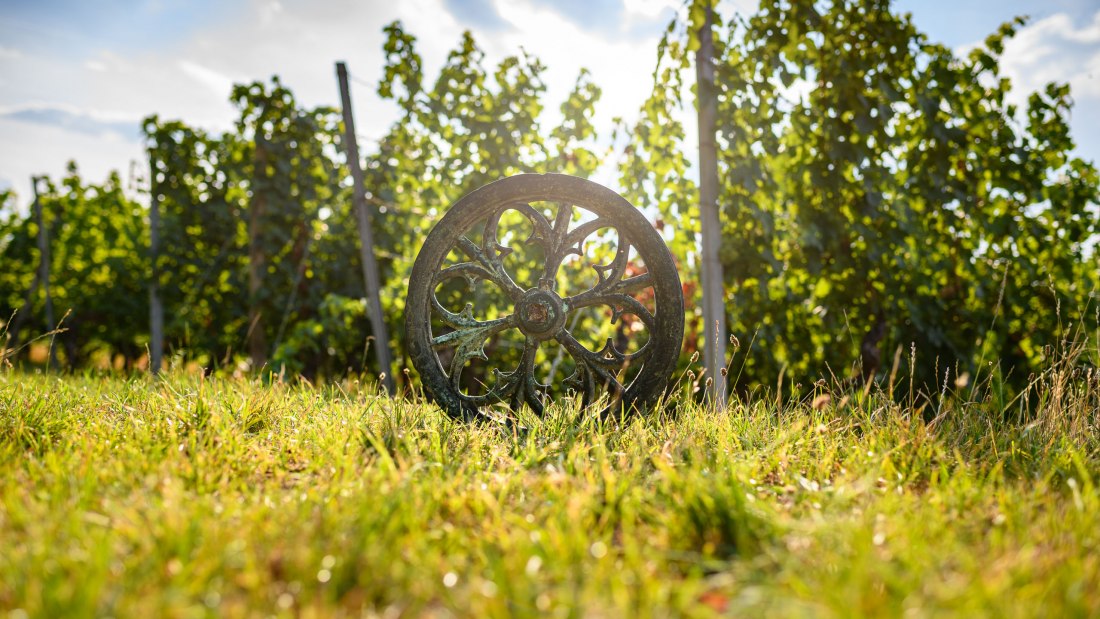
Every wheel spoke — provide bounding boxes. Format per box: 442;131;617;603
563;364;596;406
609;272;653;296
556;331;624;407
538;202;576;288
430;259;517;394
433;314;515;391
563;217;616;250
587;236;630;293
568;292;656;335
477;204;552;297
430;260;512;328
452;336;546;413
454;235;524;300
430;261;497;322
552;201;573;244
433;261;496;288
559;292;656;393
560;318;653;367
509;202;555;249
431;314;514;347
563;227;641;314
507;337;546;415
554;218;634;303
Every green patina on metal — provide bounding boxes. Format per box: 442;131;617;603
405;174;684;422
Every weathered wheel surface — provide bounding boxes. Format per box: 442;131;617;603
405;174;684;421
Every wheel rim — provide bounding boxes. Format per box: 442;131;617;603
405;174;684;421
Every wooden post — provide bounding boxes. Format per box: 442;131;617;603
695;2;728;409
336;61;395;395
7;256;42;356
31;176;57;370
148;154;164;375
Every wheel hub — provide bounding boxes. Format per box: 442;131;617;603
516;289;566;338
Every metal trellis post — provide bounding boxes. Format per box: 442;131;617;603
695;2;728;408
336;61;396;395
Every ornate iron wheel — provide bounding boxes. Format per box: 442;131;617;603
405;174;684;421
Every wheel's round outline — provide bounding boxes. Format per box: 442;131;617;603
405;173;684;421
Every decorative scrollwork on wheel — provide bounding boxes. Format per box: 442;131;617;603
405;174;684;421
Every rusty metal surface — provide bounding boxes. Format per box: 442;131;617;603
405;174;684;421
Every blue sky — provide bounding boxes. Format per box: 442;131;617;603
1;0;1099;201
897;0;1098;45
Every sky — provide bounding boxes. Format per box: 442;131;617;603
1;0;1099;205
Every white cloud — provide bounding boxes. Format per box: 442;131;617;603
0;117;142;205
259;0;284;26
992;10;1100;161
490;1;662;123
0;103;140;137
1000;11;1100;101
1061;11;1100;44
0;46;21;60
624;0;680;20
178;60;236;98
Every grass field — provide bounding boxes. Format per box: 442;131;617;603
1;362;1098;617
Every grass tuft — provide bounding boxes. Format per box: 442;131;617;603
0;363;1097;617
